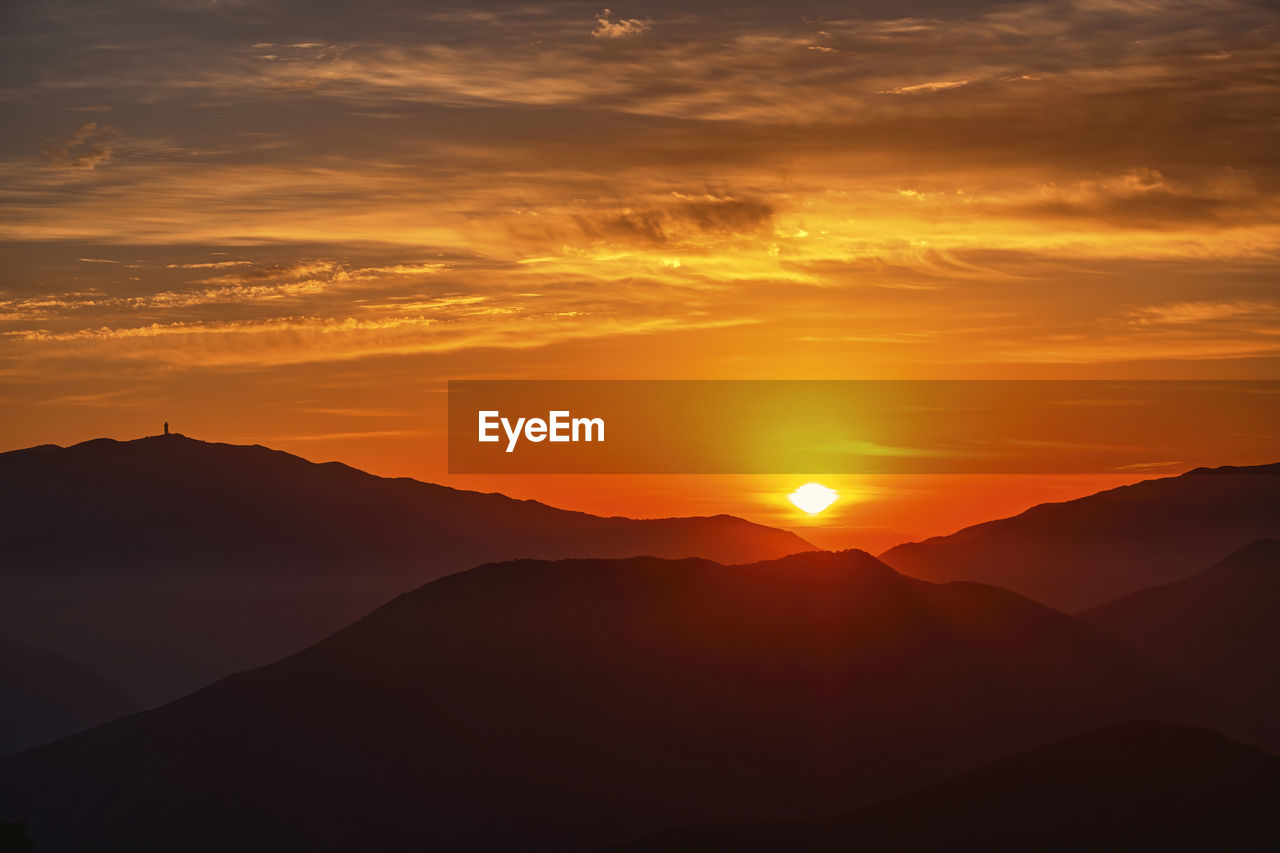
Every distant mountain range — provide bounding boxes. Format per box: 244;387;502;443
880;462;1280;611
794;525;918;554
4;438;1274;851
615;720;1280;852
1081;538;1280;749
0;436;809;724
0;550;1205;852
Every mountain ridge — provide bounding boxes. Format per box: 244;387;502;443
879;461;1280;611
0;434;812;713
1;435;812;568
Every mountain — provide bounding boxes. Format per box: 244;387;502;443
616;720;1280;852
0;636;137;756
1080;539;1280;749
0;551;1206;852
879;462;1280;611
0;435;810;706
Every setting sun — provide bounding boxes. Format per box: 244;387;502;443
789;483;838;514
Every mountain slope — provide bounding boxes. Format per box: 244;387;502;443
0;636;137;756
1080;539;1280;748
0;551;1205;852
879;462;1280;611
616;720;1280;852
0;435;811;706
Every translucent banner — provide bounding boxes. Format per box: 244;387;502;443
447;380;1280;474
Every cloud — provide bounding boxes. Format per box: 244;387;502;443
261;429;422;441
355;263;451;276
1124;300;1279;326
1012;168;1270;228
591;9;650;39
8;308;753;368
573;195;775;247
144;279;331;308
1110;460;1183;470
0;259;455;321
42;123;118;170
299;407;411;418
880;80;970;95
164;260;254;270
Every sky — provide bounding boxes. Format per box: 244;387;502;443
2;0;1277;542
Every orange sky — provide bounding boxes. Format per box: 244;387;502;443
1;0;1276;543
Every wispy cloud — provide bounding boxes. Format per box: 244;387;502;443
1124;300;1279;326
1110;460;1183;471
164;260;253;269
8;308;754;367
263;429;423;441
880;80;970;95
591;9;650;39
43;123;117;170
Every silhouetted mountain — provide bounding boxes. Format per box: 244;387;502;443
616;720;1280;852
0;551;1206;852
797;525;919;554
1081;539;1280;749
880;462;1280;611
0;636;136;756
0;435;810;705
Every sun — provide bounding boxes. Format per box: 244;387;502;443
788;483;838;514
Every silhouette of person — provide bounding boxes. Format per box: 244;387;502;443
164;421;169;436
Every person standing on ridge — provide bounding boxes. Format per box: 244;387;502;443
164;421;169;436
